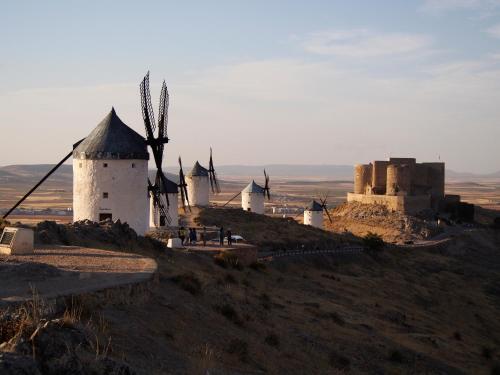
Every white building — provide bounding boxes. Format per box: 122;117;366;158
304;200;324;229
186;161;209;206
149;177;179;228
73;108;150;235
241;180;265;214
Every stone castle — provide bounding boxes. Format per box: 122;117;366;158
347;157;449;214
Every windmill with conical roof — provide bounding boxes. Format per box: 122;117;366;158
303;195;332;229
223;170;271;214
70;108;152;234
185;148;221;207
3;107;152;235
3;72;174;235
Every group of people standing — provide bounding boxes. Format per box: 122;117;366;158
178;226;207;246
177;226;233;247
219;226;232;246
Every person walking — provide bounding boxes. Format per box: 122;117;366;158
192;227;197;245
227;229;232;246
188;228;194;245
179;226;186;245
219;226;224;246
201;226;207;247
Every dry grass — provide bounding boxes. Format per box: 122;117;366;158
88;227;500;374
197;207;352;250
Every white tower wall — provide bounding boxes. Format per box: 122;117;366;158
242;192;265;214
186;175;209;206
304;210;323;229
73;159;149;235
149;193;179;228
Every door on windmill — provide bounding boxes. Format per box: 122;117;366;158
99;213;112;221
160;215;167;227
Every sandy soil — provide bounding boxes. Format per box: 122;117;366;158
0;246;156;305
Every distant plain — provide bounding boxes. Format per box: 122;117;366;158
1;164;499;225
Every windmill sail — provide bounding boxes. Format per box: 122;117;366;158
2;139;85;219
178;156;191;212
263;169;271;200
320;196;333;223
157;81;169;155
208;147;220;194
140;72;172;226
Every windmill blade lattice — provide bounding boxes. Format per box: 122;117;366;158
140;71;172;226
320;196;333;223
178;156;191;212
263;169;271;200
208;147;220;194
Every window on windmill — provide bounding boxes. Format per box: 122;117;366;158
79;163;82;168
103;163;108;168
132;163;135;168
103;192;109;199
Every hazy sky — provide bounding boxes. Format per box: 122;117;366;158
1;0;499;173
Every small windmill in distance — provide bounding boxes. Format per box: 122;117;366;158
303;193;332;229
223;170;270;214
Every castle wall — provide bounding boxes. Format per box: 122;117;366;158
413;164;429;195
371;161;389;194
389;158;416;167
73;159;149;235
347;193;430;215
422;162;445;198
386;164;412;196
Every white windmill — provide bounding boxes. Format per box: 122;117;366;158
241;170;271;214
303;196;332;229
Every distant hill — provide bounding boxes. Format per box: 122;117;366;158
1;164;499;188
446;169;500;179
165;164;355;179
0;164;72;187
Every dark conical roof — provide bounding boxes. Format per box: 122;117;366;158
305;200;323;211
242;180;264;194
188;161;208;177
159;176;179;194
73;108;149;160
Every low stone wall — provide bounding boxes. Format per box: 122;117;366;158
347;193;430;214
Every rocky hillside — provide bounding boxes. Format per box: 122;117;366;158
195;207;355;250
1;224;500;374
326;202;440;243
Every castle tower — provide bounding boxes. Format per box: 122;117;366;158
241;180;265;214
73;108;149;235
354;164;372;194
186;161;209;206
303;201;323;229
386;164;412;196
150;177;179;228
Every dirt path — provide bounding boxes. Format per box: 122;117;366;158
0;246;157;306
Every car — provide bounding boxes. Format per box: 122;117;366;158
231;235;245;243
